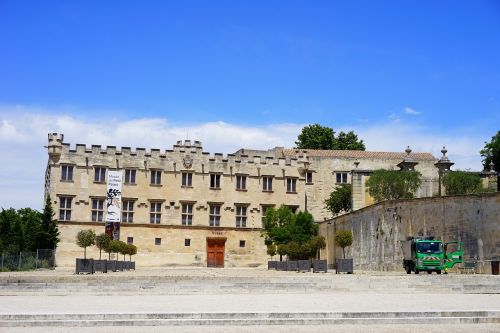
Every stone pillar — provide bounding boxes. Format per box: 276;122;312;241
434;146;454;196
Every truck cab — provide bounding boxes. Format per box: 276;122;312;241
402;237;462;274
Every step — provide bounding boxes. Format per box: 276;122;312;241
1;311;499;327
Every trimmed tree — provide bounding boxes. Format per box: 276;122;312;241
325;184;352;216
127;244;137;261
335;230;353;259
76;229;96;259
95;233;111;260
365;169;422;202
107;240;122;261
442;171;483;195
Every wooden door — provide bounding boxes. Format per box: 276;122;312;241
207;238;225;268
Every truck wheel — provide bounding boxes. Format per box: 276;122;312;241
427;270;432;274
406;267;411;274
437;270;441;274
415;269;419;274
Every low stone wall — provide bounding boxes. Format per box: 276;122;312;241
319;192;500;273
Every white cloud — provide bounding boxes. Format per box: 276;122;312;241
0;105;488;210
404;106;421;115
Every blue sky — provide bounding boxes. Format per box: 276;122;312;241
1;1;499;209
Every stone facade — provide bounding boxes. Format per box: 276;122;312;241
46;133;457;267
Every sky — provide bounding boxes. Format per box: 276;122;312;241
1;1;499;209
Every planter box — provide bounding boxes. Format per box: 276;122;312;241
268;261;278;270
130;261;136;270
287;260;298;272
313;259;327;273
298;260;310;272
336;258;353;274
276;261;287;271
122;261;129;270
76;258;94;274
93;260;108;273
116;260;123;271
107;260;117;272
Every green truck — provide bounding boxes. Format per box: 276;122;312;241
401;236;463;274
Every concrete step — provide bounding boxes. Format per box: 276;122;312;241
1;311;499;327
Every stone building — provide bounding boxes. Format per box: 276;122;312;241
46;133;447;268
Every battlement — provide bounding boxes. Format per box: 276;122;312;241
49;133;305;168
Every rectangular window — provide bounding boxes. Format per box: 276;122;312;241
122;200;134;223
124;169;136;184
286;178;297;193
94;167;106;183
150;202;162;224
185;239;191;247
261;205;274;225
236;175;247;190
236;206;247;228
150;170;162;185
209;204;221;227
182;203;193;225
262;176;273;191
91;198;104;222
287;205;299;214
336;172;348;184
127;237;134;244
306;172;313;184
59;196;72;221
182;172;193;187
155;237;161;246
240;240;246;248
61;165;73;181
210;174;221;189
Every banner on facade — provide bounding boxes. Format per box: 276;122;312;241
105;170;122;240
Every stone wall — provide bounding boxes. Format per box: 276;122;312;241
319;192;500;273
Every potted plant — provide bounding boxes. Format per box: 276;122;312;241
94;233;111;273
76;229;96;274
335;229;353;274
267;244;278;270
309;236;327;273
127;244;137;270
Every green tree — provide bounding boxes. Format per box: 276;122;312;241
18;208;42;252
39;196;60;249
325;184;352;216
0;208;24;253
266;244;277;258
442;171;483;195
295;124;365;150
76;229;96;259
365;169;422;202
108;240;122;261
262;206;325;261
127;244;137;261
95;233;111;260
335;230;353;259
480;131;500;191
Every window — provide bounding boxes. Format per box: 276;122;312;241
150;202;162;224
185;239;191;247
236;206;247;228
91;199;104;222
124;169;136;184
127;237;134;244
210;174;221;189
336;172;348;184
182;203;193;225
94;167;106;182
287;205;299;214
306;172;313;184
239;240;246;248
61;165;73;181
286;178;297;193
122;200;134;223
262;176;273;191
150;170;162;185
261;205;274;225
209;204;221;227
182;172;193;187
236;175;247;190
155;238;161;246
59;196;72;221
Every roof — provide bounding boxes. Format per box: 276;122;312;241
281;149;436;161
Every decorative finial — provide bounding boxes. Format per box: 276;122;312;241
441;146;447;157
354;161;360;169
405;146;412;156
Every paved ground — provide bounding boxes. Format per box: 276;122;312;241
1;267;499;332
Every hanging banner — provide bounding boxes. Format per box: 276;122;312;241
105;170;122;240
